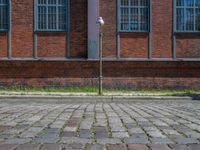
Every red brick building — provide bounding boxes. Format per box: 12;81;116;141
0;0;200;89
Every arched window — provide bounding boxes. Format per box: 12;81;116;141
35;0;67;31
175;0;200;32
119;0;149;32
0;0;9;31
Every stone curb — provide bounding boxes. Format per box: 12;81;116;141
0;95;199;103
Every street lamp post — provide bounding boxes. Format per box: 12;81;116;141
96;17;104;95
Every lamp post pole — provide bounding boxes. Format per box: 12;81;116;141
99;28;103;95
96;17;104;95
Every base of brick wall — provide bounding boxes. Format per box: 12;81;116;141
0;77;200;89
0;60;200;89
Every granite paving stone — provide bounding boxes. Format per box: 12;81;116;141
0;100;200;149
112;132;129;138
61;131;77;137
188;144;200;150
87;144;104;150
107;144;127;150
0;144;17;150
65;143;85;150
16;144;40;150
40;144;63;150
150;138;174;144
96;138;122;144
79;129;91;139
149;144;171;150
4;138;31;144
124;137;150;144
173;137;199;144
95;126;108;139
127;144;149;150
169;144;191;150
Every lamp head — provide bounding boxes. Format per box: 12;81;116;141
96;17;104;26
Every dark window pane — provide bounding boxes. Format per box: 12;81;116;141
121;0;129;6
48;6;57;29
130;0;138;6
38;6;46;29
185;8;194;30
176;0;199;32
140;0;148;6
48;0;56;5
37;0;66;31
38;0;46;5
130;8;138;30
121;7;129;31
0;0;8;30
196;8;200;31
140;8;148;30
177;0;184;6
195;0;200;7
58;6;66;29
176;8;185;30
120;0;149;32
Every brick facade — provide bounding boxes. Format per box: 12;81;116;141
0;33;7;57
0;0;200;89
0;61;200;89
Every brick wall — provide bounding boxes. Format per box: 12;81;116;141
0;61;200;89
176;34;200;58
151;0;173;58
0;0;200;59
70;0;87;58
11;0;34;58
120;33;149;58
100;0;117;58
37;33;66;57
0;0;200;89
0;0;88;58
0;33;7;57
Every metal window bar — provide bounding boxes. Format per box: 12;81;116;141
36;0;66;31
119;0;149;32
0;0;8;31
175;0;200;32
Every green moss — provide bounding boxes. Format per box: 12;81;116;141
0;86;199;96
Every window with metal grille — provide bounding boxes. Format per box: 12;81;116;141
0;0;8;31
175;0;200;32
35;0;67;31
119;0;149;32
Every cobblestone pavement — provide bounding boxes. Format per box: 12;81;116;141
0;100;200;149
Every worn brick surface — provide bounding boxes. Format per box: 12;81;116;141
152;0;173;58
0;33;8;57
0;61;200;89
0;0;87;58
0;0;200;88
0;0;199;60
176;34;200;58
11;0;34;57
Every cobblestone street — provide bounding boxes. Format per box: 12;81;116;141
0;100;200;150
